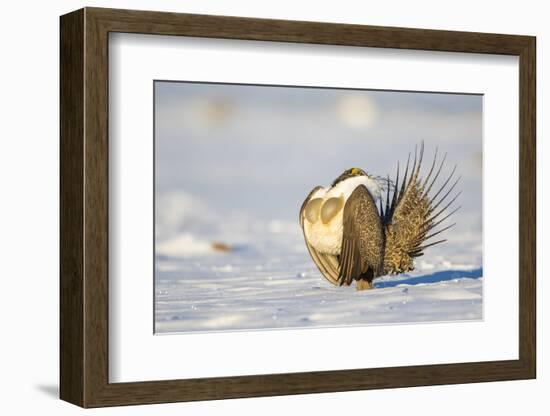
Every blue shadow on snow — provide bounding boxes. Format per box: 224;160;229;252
374;268;483;289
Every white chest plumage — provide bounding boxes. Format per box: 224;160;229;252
303;176;381;255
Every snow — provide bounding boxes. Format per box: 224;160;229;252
155;218;482;334
156;233;213;257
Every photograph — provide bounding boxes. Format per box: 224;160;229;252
54;5;537;409
153;81;483;334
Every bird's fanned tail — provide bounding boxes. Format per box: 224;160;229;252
381;142;461;275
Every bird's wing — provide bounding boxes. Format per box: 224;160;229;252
381;142;461;274
338;185;384;286
300;186;340;285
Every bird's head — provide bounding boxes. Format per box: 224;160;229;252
331;167;367;187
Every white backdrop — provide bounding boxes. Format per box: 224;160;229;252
0;0;545;415
110;34;518;382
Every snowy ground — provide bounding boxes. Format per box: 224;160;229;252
155;219;482;334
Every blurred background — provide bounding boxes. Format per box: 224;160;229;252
154;81;483;333
155;81;482;259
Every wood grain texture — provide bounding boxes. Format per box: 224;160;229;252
518;38;536;376
59;8;84;406
88;7;532;54
59;7;537;408
83;10;110;406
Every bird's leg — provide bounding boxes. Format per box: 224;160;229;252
356;279;373;291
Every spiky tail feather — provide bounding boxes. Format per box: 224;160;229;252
380;142;461;275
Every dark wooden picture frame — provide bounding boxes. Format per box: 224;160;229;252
60;7;536;408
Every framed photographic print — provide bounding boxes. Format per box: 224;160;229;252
60;7;536;408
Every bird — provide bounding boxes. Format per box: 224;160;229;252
299;143;460;290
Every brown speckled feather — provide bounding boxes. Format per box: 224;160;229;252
382;143;460;275
339;185;384;286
